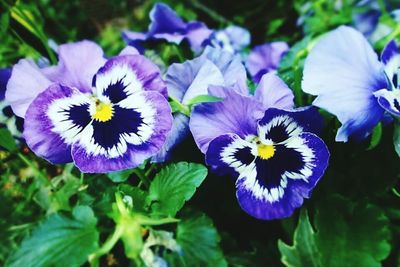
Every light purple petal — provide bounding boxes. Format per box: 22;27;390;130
72;91;173;173
23;84;91;164
43;40;106;93
6;59;52;118
302;26;388;142
190;86;264;153
119;46;140;56
185;22;213;53
202;46;248;94
222;25;251;51
374;88;400;117
246;42;289;83
254;73;294;110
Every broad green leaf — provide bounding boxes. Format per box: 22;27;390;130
170;212;227;267
107;169;134;183
393;121;400;157
315;196;391;267
279;196;392;267
0;128;16;152
278;209;322;267
186;95;223;107
367;123;382;150
147;162;208;217
7;206;99;267
119;184;147;213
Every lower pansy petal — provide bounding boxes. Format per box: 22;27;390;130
235;132;329;220
94;55;167;104
72;91;172;173
206;133;256;176
24;84;93;164
374;88;400;117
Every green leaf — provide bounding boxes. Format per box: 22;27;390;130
147;162;208;217
7;206;99;267
278;209;322;267
393;121;400;157
278;196;392;267
0;128;17;152
186;95;223;107
367;123;383;150
107;169;134;183
315;196;391;267
171;212;227;266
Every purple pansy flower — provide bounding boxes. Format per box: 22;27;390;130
190;74;329;220
153;46;247;162
246;42;289;83
122;3;212;54
302;26;400;142
7;42;172;173
205;25;251;54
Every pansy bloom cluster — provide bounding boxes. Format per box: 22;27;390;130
3;1;400;266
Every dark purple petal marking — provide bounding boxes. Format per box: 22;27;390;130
91;105;143;150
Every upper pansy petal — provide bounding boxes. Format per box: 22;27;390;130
302;26;388;142
24;84;93;164
72;91;173;173
190;86;264;153
236;132;329;220
6;59;52;118
185;22;213;53
166;45;248;103
246;42;289;83
148;3;187;37
119;46;140;56
222;25;251;51
202;46;248;94
93;55;167;103
43;40;106;93
258;107;323;140
374;88;400;117
254;73;294;110
381;40;400;88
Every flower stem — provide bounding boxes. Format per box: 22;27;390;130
132;169;150;188
88;225;124;267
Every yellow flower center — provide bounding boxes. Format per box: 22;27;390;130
93;102;113;122
257;143;275;160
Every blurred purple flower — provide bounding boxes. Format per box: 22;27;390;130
302;26;400;142
205;25;251;54
122;3;212;53
189;76;328;220
246;42;289;83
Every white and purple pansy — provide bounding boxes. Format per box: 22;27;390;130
206;108;329;220
190;74;329;220
302;26;400;142
20;55;172;173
